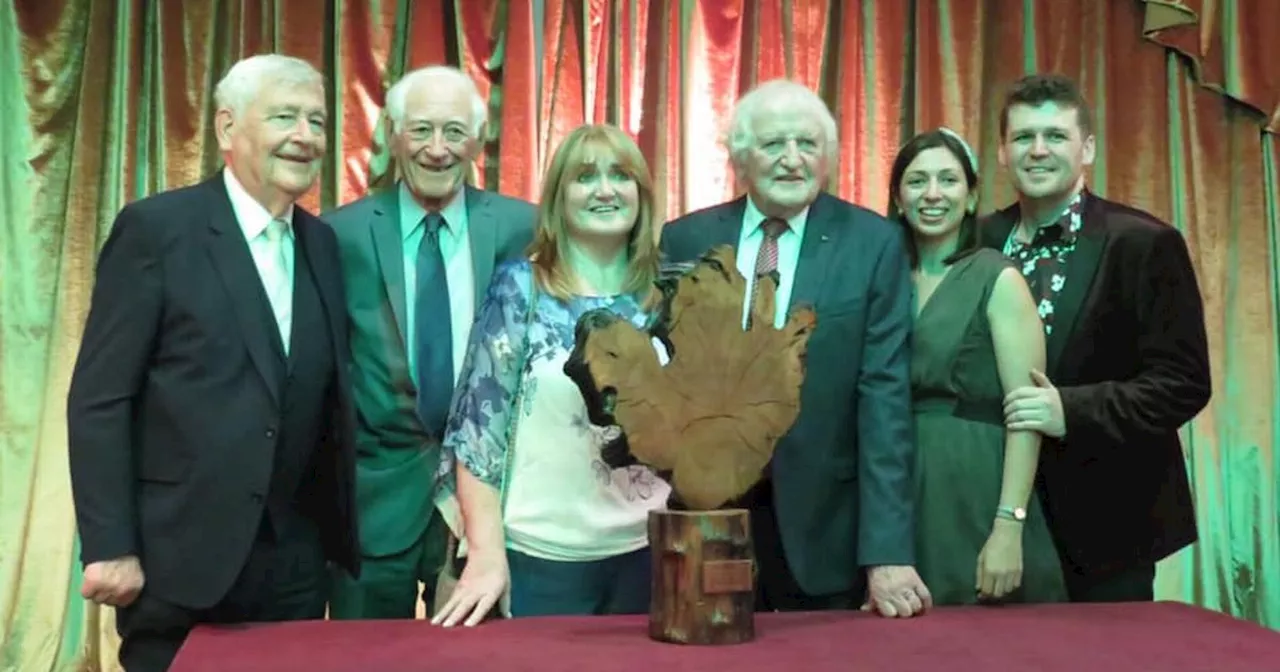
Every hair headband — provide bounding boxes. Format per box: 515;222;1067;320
937;126;978;173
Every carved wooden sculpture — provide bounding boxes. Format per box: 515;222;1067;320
565;244;816;645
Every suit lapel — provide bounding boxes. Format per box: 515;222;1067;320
368;189;408;348
712;197;747;253
789;193;840;310
1045;197;1108;375
466;186;497;309
705;194;836;309
203;175;283;405
294;211;343;370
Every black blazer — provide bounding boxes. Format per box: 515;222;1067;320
66;173;360;609
660;192;916;596
980;191;1210;577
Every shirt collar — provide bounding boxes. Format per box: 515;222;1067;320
741;195;808;240
1025;190;1085;243
399;182;467;241
223;168;293;241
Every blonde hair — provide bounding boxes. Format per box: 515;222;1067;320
528;124;661;306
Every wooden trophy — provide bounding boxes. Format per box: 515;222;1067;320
565;245;816;645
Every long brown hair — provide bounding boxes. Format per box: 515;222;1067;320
527;124;661;306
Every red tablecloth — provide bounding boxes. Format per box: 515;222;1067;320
171;601;1280;671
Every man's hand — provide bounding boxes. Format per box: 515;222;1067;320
1003;369;1066;437
81;555;145;607
861;565;932;618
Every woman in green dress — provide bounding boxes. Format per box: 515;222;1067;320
887;128;1068;605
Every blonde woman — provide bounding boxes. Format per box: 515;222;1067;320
430;124;670;627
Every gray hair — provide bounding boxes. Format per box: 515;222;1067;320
725;79;839;168
214;54;324;117
385;66;488;136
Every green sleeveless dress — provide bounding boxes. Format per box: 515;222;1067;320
911;248;1068;605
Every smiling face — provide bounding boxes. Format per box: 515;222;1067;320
562;142;641;244
895;146;976;244
216;79;327;215
999;102;1095;206
738;100;828;219
389;77;481;209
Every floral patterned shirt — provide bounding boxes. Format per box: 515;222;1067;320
438;258;661;485
435;259;671;559
1002;192;1085;335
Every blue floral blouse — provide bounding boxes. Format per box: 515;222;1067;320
434;259;657;495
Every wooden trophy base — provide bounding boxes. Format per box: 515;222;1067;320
648;508;755;645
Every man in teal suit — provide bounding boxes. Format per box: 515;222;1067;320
323;66;536;619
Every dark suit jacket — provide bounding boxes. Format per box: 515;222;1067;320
980;191;1210;577
66;172;360;609
660;192;916;595
322;184;535;557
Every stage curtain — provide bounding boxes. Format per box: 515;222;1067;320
1;1;1276;669
1140;0;1280;133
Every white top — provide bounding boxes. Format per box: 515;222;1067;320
503;346;672;561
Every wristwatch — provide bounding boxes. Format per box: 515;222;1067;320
996;506;1026;522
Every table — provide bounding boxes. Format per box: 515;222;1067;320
171;601;1280;671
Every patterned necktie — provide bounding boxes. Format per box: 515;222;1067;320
755;217;788;279
261;218;292;355
748;217;789;327
414;213;453;436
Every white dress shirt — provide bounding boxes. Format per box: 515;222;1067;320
224;169;295;352
735;196;809;329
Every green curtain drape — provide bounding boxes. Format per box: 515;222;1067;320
2;1;1277;670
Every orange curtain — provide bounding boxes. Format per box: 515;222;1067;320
3;1;1277;670
1142;0;1280;132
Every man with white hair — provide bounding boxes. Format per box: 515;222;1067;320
67;54;359;671
660;79;931;617
323;65;535;620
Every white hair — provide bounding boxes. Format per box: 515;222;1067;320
214;54;323;117
384;66;488;137
725;79;839;168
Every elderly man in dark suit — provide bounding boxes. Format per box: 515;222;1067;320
659;79;930;617
323;66;535;620
67;54;359;672
984;73;1211;603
